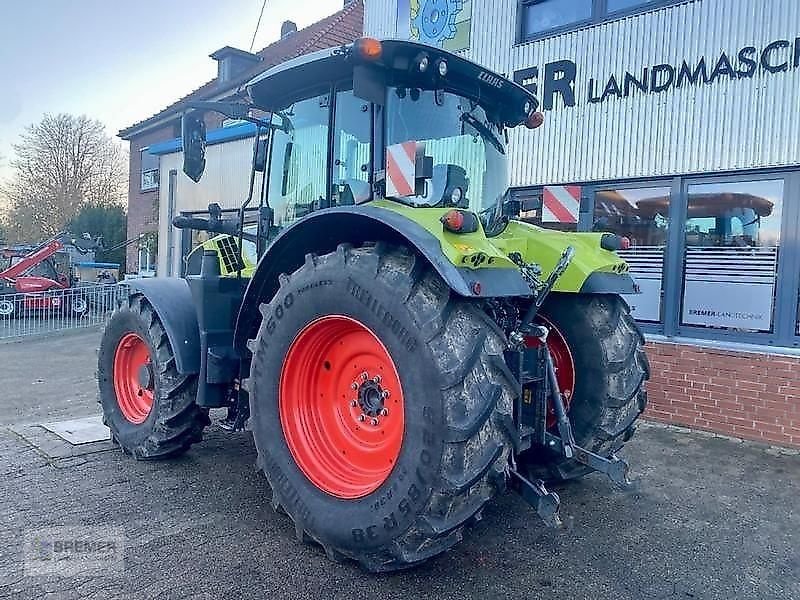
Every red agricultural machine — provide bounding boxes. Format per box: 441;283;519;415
0;232;96;318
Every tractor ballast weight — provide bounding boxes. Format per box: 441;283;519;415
98;37;649;571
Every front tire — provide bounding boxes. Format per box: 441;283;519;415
520;293;649;481
97;294;209;459
247;244;516;572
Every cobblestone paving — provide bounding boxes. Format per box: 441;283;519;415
0;331;797;599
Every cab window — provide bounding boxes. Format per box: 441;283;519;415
267;92;330;229
331;89;372;205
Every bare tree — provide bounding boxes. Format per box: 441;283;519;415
1;114;128;241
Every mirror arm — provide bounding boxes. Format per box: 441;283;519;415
183;101;271;128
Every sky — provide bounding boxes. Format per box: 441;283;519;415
0;0;346;177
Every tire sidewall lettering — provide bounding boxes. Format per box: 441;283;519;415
250;259;446;553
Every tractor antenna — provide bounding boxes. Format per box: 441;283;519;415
249;0;268;52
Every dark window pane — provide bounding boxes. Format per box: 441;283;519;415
523;0;593;36
681;179;784;333
593;186;671;322
606;0;657;14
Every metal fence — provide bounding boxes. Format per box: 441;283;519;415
0;283;129;340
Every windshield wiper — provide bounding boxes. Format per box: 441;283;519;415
460;113;505;155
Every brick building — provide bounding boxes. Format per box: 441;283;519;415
118;0;364;274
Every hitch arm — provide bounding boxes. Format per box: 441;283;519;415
509;468;562;528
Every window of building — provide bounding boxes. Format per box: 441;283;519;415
520;0;593;37
593;185;671;323
519;0;685;41
606;0;663;14
140;149;159;191
514;170;800;348
267;92;330;230
680;179;784;334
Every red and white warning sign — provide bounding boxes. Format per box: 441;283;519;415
385;141;417;198
542;185;581;224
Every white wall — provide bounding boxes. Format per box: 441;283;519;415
366;0;800;187
157;137;260;276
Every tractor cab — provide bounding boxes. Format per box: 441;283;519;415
178;38;543;266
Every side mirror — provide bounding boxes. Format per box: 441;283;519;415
182;110;207;182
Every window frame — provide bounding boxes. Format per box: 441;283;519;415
587;178;676;333
140;148;159;192
673;172;795;347
514;166;800;350
517;0;691;44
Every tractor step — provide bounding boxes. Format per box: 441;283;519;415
508;468;562;528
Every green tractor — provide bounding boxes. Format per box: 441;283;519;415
98;38;648;571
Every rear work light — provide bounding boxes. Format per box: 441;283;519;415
600;234;631;251
440;209;479;234
354;38;382;61
525;111;545;129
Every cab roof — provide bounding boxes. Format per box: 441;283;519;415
244;39;538;127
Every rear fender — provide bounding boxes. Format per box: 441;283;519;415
493;220;638;294
125;278;200;375
232;205;530;352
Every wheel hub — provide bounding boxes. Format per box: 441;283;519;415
137;363;154;390
356;376;389;419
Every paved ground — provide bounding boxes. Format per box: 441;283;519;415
0;329;798;599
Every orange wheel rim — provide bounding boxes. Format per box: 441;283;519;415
279;316;405;499
113;333;155;424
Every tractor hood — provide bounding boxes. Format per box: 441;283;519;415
245;38;538;128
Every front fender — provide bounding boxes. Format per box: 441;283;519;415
233;205;530;351
125;278;200;374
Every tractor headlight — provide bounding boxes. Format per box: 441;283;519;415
449;187;463;206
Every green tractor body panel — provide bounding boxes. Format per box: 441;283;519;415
191;197;631;295
372;200;630;293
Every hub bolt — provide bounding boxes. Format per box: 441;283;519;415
361;371;369;381
380;408;389;417
350;399;358;407
372;375;381;384
382;390;391;399
351;382;358;390
370;418;379;426
358;414;366;422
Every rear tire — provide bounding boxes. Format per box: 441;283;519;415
97;294;209;459
520;293;649;482
247;244;516;572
